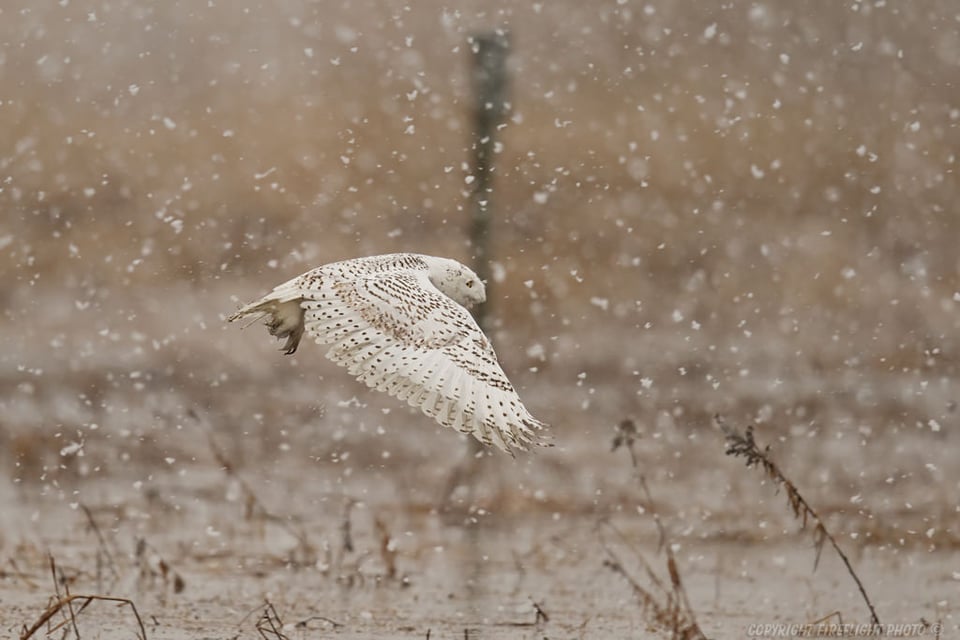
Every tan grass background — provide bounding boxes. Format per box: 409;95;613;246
1;0;958;510
1;4;959;636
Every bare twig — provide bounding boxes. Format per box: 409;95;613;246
532;599;549;624
79;504;120;592
718;415;882;627
611;419;640;469
294;615;344;630
47;553;82;639
374;515;397;580
255;601;345;638
341;499;356;555
638;477;700;630
206;430;267;520
599;520;707;640
255;600;289;640
48;554;60;599
204;428;316;565
6;557;40;589
604;422;707;640
920;618;942;640
809;611;843;627
21;591;148;640
494;599;550;628
135;538;186;594
20;595;148;640
509;549;526;596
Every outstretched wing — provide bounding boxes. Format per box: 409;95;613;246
300;268;546;452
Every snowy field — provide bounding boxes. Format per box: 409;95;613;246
1;322;957;638
2;0;959;637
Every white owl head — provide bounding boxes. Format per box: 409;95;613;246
424;256;486;308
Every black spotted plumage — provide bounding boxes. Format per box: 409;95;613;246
228;253;549;452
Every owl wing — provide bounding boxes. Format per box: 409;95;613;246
297;268;547;452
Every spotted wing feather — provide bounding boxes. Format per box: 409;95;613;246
229;255;547;452
299;270;545;452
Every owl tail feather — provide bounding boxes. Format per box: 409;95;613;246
228;292;305;355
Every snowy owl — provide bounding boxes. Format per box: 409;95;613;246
228;253;548;452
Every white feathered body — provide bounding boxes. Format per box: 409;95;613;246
228;253;547;452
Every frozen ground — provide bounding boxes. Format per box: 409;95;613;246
1;500;956;639
0;290;957;639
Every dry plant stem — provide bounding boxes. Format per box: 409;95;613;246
494;599;550;627
194;411;314;562
205;430;272;521
256;600;289;640
47;553;81;639
637;477;701;629
510;550;526;595
438;449;483;514
205;428;315;561
810;611;844;626
294;615;344;630
19;594;149;640
718;416;882;628
21;558;146;640
341;499;356;554
7;558;39;588
374;516;397;580
79;504;120;592
136;538;186;594
599;521;707;640
604;421;708;640
532;600;549;624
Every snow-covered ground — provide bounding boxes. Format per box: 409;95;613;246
0;286;956;637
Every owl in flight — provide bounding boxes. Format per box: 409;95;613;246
228;253;548;452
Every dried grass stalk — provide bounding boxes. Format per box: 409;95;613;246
20;555;147;640
19;594;149;640
256;600;289;640
604;420;708;640
718;415;881;627
204;425;316;565
136;538;186;594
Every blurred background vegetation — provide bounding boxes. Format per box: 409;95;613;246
1;0;958;486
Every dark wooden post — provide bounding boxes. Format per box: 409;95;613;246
468;30;510;334
446;33;512;606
